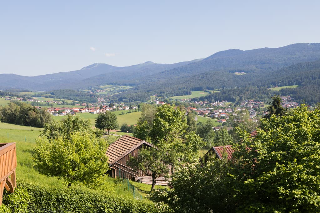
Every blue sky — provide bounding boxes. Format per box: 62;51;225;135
1;0;320;76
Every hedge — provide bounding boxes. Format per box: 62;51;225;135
1;181;172;213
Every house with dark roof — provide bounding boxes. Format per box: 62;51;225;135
106;135;153;179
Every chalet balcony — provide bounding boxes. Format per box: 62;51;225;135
0;143;17;205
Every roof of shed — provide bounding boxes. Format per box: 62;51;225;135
213;145;234;160
106;135;152;165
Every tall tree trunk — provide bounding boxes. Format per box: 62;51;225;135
151;172;156;191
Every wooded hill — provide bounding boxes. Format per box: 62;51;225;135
2;43;320;103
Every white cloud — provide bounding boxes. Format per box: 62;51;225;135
90;47;96;51
105;53;116;57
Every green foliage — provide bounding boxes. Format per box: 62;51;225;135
232;105;320;212
95;111;119;134
2;181;172;213
42;115;93;140
47;89;98;103
167;105;320;212
163;160;234;213
133;104;156;140
120;123;134;133
33;132;109;187
0;102;51;127
264;95;286;118
131;105;204;191
197;120;233;147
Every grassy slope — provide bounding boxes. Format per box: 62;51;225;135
53;111;141;127
171;91;210;100
0;122;154;200
269;85;298;91
0;98;10;106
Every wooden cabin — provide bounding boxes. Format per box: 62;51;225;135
106;135;153;179
0;143;17;205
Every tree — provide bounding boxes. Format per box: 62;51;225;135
133;104;156;140
34;132;109;187
196;120;215;147
41;115;94;140
128;146;168;191
0;102;51;127
131;105;204;190
95;111;118;134
264;95;286;119
167;105;320;212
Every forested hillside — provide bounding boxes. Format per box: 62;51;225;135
2;43;320;104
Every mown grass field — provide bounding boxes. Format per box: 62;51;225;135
269;85;298;91
196;116;221;126
171;91;210;100
0;98;10;106
53;111;142;127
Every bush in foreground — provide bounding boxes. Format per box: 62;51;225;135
2;181;172;213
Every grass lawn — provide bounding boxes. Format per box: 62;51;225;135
0;98;10;106
53;111;142;127
171;91;210;100
269;85;298;91
196;116;221;126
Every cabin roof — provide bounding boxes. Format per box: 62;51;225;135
106;135;152;165
213;145;234;160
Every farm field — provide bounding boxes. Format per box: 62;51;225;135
269;85;298;91
196;116;221;126
53;111;142;127
171;91;210;100
0;98;10;106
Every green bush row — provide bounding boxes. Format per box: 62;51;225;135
2;181;172;213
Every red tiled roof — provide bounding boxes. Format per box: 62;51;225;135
213;145;234;160
106;135;152;165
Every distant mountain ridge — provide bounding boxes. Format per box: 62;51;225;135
1;43;320;102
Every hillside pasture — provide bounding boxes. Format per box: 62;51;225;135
269;85;298;91
0;98;10;106
171;91;210;100
53;111;141;127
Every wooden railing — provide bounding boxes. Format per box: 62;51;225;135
0;143;17;205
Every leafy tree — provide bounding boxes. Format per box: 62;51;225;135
128;146;168;191
41;115;94;140
264;95;286;118
214;128;233;146
168;105;320;212
133;104;156;140
33;132;109;187
131;105;204;190
120;123;134;133
186;112;197;132
95;111;118;134
0;102;51;127
196;120;215;147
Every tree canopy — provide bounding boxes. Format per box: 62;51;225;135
95;111;118;134
0;102;51;127
130;105;204;191
166;105;320;212
34;116;109;187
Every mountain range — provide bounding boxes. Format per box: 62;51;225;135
1;43;320;102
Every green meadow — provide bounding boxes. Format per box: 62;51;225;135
269;85;298;91
53;111;141;127
196;116;221;126
0;98;10;106
171;91;210;100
